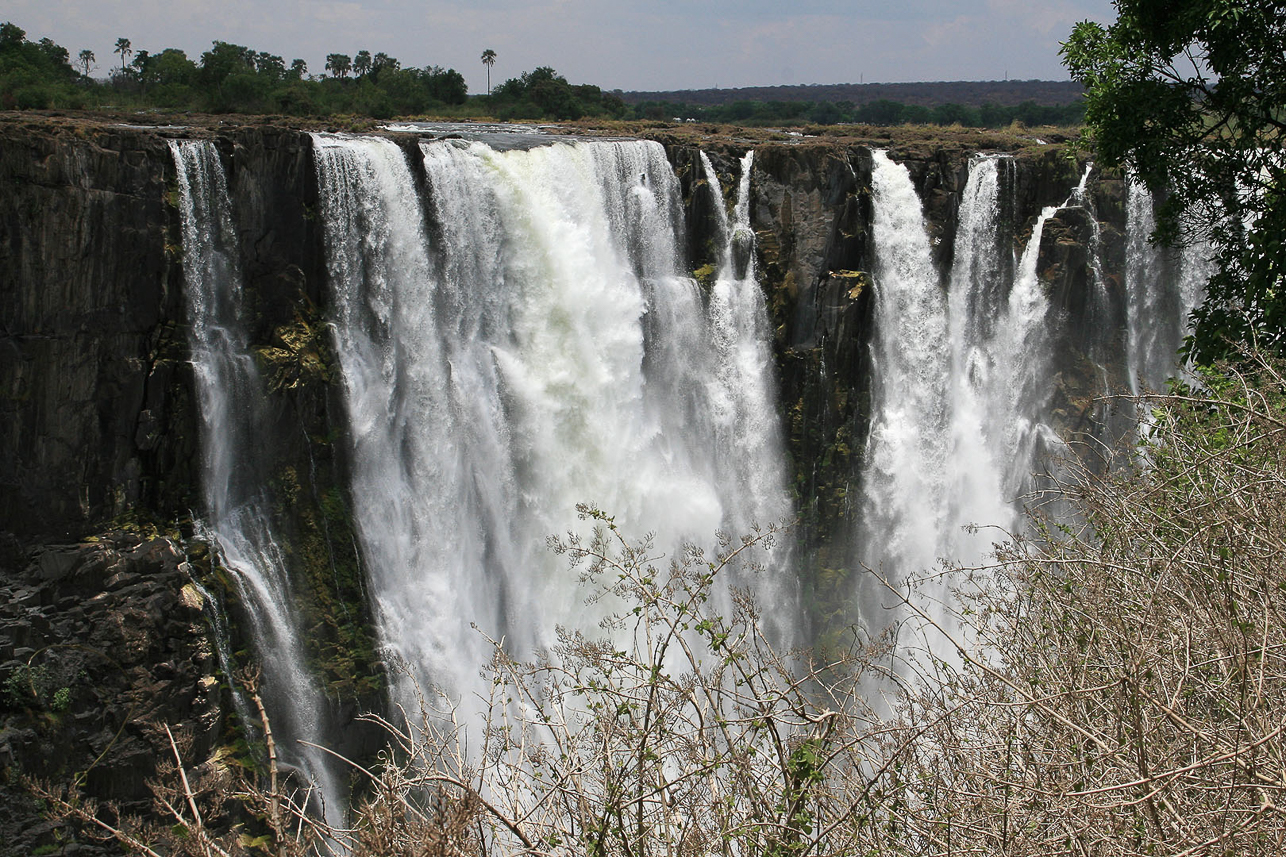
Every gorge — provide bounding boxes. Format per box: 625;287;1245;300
0;115;1205;846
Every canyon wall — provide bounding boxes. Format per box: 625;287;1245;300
0;115;1125;850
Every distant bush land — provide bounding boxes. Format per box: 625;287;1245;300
1;22;1082;128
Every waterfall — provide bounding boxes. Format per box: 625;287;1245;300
700;152;793;609
1125;177;1210;393
859;150;955;622
311;135;795;712
169;140;345;825
858;151;1061;653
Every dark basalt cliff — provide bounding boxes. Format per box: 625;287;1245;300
0;114;1122;848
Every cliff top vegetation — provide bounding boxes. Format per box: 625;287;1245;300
1;21;1084;129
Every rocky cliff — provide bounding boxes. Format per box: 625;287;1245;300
0;113;1123;848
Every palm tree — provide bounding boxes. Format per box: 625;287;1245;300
354;50;371;78
481;49;497;95
114;37;131;73
77;49;95;77
325;53;352;79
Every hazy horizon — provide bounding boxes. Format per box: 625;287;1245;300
7;1;1116;95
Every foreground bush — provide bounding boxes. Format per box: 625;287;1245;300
35;359;1286;855
896;356;1286;856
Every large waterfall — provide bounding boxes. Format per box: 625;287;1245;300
310;135;795;712
169;132;1200;814
855;153;1112;658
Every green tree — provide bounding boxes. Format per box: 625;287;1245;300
353;49;371;78
370;51;398;81
113;36;131;72
325;52;351;79
0;22;24;48
76;48;93;77
1063;0;1286;363
481;47;496;95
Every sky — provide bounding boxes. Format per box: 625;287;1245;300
9;0;1118;94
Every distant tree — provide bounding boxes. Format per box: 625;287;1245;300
287;58;307;80
148;48;197;90
808;100;842;125
857;98;903;125
353;49;371;78
423;65;468;104
36;37;69;68
325;53;351;79
0;22;24;48
254;51;285;81
130;49;150;89
481;48;496;94
77;48;94;76
113;37;131;72
198;41;255;90
370;51;398;81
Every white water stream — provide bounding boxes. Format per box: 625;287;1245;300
1125;177;1211;393
170;140;345;827
311;136;795;713
857;151;1072;659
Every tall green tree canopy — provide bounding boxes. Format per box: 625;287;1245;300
1063;0;1286;363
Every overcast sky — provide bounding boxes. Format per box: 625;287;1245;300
9;0;1117;94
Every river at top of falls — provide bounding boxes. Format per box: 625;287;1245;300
310;135;796;714
169;140;346;828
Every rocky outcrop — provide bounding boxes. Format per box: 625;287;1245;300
0;531;220;855
0;118;192;537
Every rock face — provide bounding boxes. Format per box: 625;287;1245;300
0;532;220;855
0;115;1128;836
0;119;192;537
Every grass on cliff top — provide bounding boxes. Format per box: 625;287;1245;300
1;108;1080;157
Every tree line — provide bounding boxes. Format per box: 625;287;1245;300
2;22;1083;127
629;96;1085;127
0;23;636;122
1;23;468;117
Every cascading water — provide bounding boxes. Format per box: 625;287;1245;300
311;135;795;713
1126;177;1211;393
699;152;793;609
858;150;955;639
857;151;1065;653
169;140;345;825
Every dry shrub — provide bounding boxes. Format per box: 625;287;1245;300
33;357;1286;857
893;355;1286;856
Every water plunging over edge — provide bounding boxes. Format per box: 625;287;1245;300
169;139;346;830
311;134;800;719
